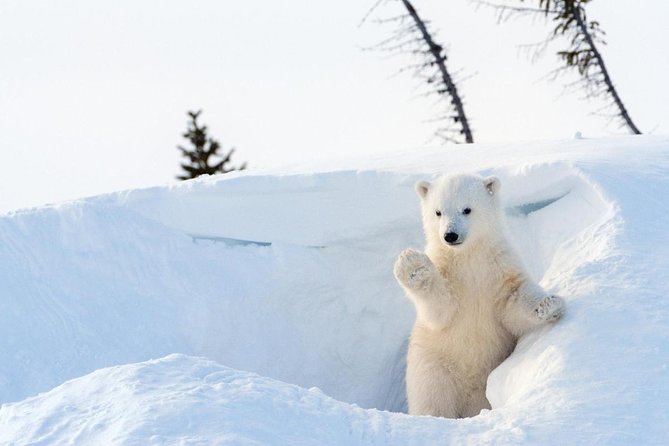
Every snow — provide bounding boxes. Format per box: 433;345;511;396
1;135;669;444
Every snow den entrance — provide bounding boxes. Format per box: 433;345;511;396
190;165;614;415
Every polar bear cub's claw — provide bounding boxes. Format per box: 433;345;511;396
535;295;566;321
394;249;436;289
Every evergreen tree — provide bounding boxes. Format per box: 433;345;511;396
176;110;246;180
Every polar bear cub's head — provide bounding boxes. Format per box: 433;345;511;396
416;173;501;249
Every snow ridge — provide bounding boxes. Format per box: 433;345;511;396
0;136;668;444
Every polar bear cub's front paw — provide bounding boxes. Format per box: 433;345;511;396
394;249;435;289
535;295;566;322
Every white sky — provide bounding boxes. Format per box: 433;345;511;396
1;0;667;213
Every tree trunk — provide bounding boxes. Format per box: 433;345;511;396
572;5;641;134
400;0;474;143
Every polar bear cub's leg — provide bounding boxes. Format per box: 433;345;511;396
501;281;566;337
405;349;461;418
393;249;457;330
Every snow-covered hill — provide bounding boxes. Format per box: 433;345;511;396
1;136;668;444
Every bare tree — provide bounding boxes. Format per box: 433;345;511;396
477;0;642;134
364;0;474;143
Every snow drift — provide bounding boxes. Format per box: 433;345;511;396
1;136;668;444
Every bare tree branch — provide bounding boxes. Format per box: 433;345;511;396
400;0;473;143
364;0;474;143
477;0;642;134
570;5;641;134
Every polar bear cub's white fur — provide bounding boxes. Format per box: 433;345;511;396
394;173;565;418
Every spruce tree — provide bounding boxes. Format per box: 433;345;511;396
176;110;246;180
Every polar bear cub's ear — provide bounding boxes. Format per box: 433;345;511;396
415;180;431;199
484;176;501;196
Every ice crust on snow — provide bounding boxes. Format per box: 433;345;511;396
1;136;668;444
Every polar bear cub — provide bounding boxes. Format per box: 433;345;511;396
394;173;565;418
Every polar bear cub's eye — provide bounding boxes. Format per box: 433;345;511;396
435;210;442;217
463;207;472;215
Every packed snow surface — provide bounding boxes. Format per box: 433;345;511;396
1;136;668;444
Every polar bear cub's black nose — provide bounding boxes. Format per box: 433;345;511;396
444;232;459;243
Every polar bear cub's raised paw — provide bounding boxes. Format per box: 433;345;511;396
393;249;436;290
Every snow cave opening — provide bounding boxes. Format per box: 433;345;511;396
194;166;612;417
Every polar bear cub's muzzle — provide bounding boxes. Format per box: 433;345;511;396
442;216;467;246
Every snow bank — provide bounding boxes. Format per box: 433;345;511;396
0;172;416;412
1;136;668;444
0;354;452;445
